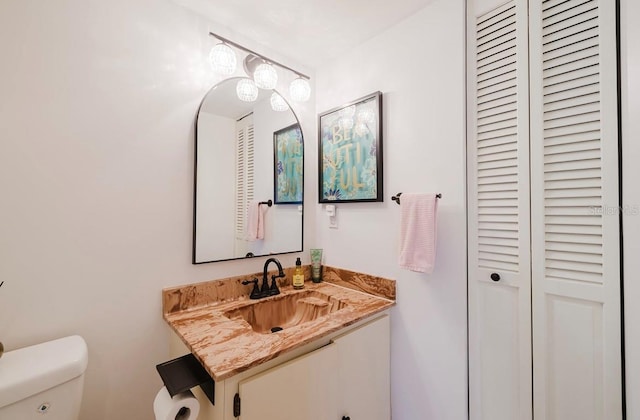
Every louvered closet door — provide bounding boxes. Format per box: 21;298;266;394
529;0;622;418
467;1;532;419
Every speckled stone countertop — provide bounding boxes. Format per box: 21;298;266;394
162;266;395;381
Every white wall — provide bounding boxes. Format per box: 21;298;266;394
621;0;640;417
0;1;315;419
314;0;467;418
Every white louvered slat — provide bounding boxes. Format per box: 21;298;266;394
543;166;601;180
543;100;599;119
542;0;596;24
545;240;602;254
542;26;599;53
478;110;518;127
543;37;599;63
542;6;598;37
478;38;517;62
478;22;517;47
479;149;518;163
544;176;600;189
543;63;599;87
543;14;598;42
545;232;602;244
477;71;517;91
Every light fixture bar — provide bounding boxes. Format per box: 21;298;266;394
209;32;310;80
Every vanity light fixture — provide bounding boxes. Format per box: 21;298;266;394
236;78;259;102
209;32;311;102
270;92;289;112
209;42;237;75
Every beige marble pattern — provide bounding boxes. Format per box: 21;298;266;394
163;266;311;314
162;267;395;381
322;266;396;300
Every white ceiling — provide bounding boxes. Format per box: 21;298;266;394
175;0;437;68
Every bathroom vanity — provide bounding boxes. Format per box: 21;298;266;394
162;266;395;420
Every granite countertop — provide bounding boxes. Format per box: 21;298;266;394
162;266;395;381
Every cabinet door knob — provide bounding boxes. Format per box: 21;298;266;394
490;273;501;282
342;417;351;420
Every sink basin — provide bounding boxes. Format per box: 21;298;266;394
223;290;348;334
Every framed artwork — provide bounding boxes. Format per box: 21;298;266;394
274;123;304;204
318;91;383;203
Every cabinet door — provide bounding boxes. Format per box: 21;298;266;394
334;315;390;420
467;1;533;419
529;0;622;418
238;343;339;420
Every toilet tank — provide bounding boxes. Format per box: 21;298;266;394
0;335;88;420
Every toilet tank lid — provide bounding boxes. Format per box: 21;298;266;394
0;335;88;409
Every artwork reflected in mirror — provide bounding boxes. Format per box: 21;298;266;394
274;124;303;204
193;77;304;264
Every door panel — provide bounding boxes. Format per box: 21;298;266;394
529;0;622;418
238;343;338;420
468;1;532;419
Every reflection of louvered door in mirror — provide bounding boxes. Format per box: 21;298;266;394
467;0;622;419
529;0;622;418
234;116;254;257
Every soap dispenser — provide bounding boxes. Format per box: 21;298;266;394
293;257;304;289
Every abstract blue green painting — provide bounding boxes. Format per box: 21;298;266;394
318;92;383;203
274;123;303;204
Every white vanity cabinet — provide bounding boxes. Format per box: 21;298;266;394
239;314;390;420
169;313;390;420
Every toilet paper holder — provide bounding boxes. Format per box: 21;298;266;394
156;353;215;405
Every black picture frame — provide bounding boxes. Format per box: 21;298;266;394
318;91;383;203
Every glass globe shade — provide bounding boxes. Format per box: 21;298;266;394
253;63;278;89
270;92;289;112
289;77;311;102
209;43;236;75
236;79;258;102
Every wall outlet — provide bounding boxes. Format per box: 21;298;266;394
326;205;338;229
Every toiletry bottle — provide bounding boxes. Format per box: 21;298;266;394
310;249;323;283
293;257;305;289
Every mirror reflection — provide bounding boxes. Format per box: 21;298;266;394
193;77;304;263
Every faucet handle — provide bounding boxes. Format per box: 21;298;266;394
242;278;262;299
268;277;281;296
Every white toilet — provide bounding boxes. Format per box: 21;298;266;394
0;335;88;419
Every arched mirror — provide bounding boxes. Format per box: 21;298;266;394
193;77;304;263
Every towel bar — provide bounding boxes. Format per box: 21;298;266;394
391;192;441;205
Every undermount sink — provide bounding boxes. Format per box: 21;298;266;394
223;290;349;334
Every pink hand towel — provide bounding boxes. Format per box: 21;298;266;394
398;193;439;273
246;201;266;241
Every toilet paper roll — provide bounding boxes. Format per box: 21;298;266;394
153;386;200;420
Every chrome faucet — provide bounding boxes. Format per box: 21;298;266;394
241;258;285;299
